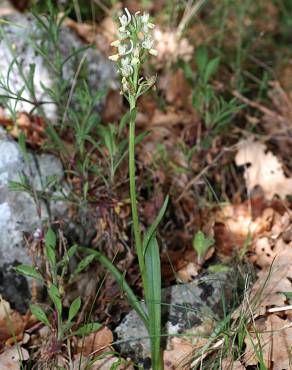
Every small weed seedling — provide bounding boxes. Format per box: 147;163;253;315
15;228;101;367
193;230;215;265
181;45;242;149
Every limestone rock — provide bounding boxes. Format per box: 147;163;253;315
0;12;117;122
0;128;67;311
115;272;234;364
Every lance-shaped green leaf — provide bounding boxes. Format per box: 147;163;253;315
14;265;43;283
72;322;102;336
144;234;162;369
68;297;81;322
29;304;50;327
48;284;62;319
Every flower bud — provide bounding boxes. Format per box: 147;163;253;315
110;40;120;47
108;54;119;61
149;48;158;56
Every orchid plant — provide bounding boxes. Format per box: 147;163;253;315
107;9;168;370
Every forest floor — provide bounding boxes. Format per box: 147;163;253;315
1;0;292;369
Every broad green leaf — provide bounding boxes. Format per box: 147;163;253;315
180;60;193;83
143;196;169;257
14;265;43;283
193;231;214;262
67;245;78;258
60;321;73;334
48;284;62;318
68;297;81;322
45;228;56;249
29;304;50;327
78;247;148;328
144;235;162;369
45;244;56;268
195;45;208;77
204;57;220;83
73;322;102;336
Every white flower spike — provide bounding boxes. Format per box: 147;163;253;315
108;8;157;95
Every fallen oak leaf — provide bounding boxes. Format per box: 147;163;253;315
235;139;292;200
0;296;27;343
0;346;29;370
243;315;292;370
222;357;246;370
76;326;113;356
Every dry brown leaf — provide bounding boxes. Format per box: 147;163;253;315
76;326;113;356
153;27;194;67
235;140;292;200
222;357;245;370
0;346;29;369
241;236;292;321
64;12;118;55
163;337;195;370
244;315;292;370
0;0;17;16
0;297;27;343
250;256;292;313
158;69;192;110
64;18;97;44
176;262;199;283
214;200;274;257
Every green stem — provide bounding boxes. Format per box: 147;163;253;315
129;101;144;277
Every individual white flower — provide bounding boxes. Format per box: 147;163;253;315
142;35;154;50
141;12;155;33
121;76;130;92
119;29;130;39
141;12;149;24
118;40;134;56
121;57;134;77
131;56;140;66
119;8;131;33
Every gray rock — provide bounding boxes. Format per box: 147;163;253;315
115;272;234;362
0;12;117;122
0;128;67;311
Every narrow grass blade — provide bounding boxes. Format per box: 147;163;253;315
143;195;169;257
78;246;149;328
144;235;162;370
